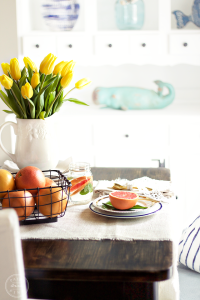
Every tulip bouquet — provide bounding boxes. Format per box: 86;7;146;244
0;53;91;119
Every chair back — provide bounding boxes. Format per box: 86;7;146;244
0;209;27;300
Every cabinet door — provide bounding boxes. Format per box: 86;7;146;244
170;122;200;154
57;35;93;59
94;34;129;55
169;34;200;55
23;36;57;58
93;122;169;168
170;154;200;228
130;34;163;55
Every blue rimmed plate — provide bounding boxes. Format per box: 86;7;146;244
89;202;162;219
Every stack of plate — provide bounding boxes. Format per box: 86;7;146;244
89;196;162;219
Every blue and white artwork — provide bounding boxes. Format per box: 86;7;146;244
173;0;200;28
42;0;80;31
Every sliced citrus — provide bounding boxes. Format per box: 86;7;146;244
109;191;138;210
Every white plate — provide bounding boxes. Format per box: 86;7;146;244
89;202;162;219
92;195;158;215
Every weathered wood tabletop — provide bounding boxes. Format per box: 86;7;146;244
22;168;172;300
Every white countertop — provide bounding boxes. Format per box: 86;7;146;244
60;102;200;121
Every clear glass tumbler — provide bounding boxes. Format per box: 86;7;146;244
68;162;93;204
115;0;145;30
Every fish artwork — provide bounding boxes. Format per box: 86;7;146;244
93;81;175;110
173;0;200;28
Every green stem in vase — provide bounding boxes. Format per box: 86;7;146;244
63;87;76;99
11;88;27;119
40;74;46;90
46;88;63;117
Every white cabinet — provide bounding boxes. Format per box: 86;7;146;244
169;34;200;55
57;34;93;59
130;34;163;55
17;0;200;66
23;36;57;58
94;34;129;56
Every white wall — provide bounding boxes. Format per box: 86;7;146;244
0;0;19;165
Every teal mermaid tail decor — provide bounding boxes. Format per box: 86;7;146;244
93;81;175;110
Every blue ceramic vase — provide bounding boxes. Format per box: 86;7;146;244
42;0;80;31
115;0;145;30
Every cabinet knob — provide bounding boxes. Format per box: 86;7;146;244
183;43;188;47
142;43;146;47
108;44;112;48
35;44;39;48
69;44;73;48
125;134;129;138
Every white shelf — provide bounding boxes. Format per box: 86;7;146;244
16;0;200;66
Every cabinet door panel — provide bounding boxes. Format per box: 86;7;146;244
23;36;57;58
93;123;169;148
169;34;200;55
94;35;129;55
57;35;93;59
170;123;200;153
130;34;162;55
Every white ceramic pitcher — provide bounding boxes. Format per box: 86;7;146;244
0;114;59;170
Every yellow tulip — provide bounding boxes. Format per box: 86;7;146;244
1;63;10;75
10;58;21;81
23;57;37;72
21;82;33;99
31;72;40;89
75;78;91;90
40;53;57;75
53;61;68;75
61;60;76;77
0;75;13;90
61;71;73;88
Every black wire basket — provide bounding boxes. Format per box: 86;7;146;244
0;170;71;226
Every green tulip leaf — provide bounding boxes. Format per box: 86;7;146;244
64;98;89;106
25;96;35;119
27;64;33;83
43;76;57;89
39;111;46;120
21;67;27;79
19;75;27;89
0;90;21;118
45;91;56;116
36;93;44;119
3;110;14;114
45;74;53;81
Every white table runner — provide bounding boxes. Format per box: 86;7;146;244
20;192;182;300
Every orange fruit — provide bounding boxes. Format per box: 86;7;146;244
109;191;138;210
45;177;57;187
0;169;15;199
15;166;45;195
35;187;67;218
2;190;35;220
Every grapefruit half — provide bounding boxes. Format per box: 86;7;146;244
109;191;138;210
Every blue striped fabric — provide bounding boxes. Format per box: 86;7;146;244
178;216;200;273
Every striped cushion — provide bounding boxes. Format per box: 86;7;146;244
178;216;200;273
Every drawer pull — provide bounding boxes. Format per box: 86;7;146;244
69;44;73;48
35;44;39;48
125;134;129;138
142;43;146;47
183;43;188;47
108;44;112;48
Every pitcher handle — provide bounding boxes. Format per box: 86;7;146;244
0;121;17;163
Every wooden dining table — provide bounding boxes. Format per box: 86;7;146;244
22;167;173;300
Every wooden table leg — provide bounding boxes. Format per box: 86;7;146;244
27;280;158;300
